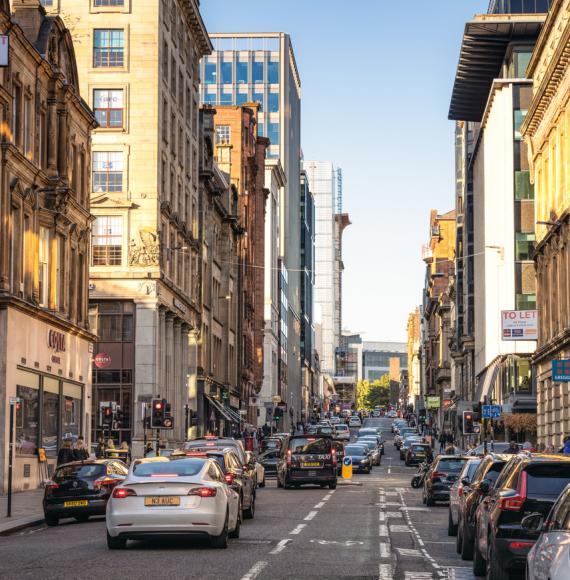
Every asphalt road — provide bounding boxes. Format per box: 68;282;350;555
0;417;478;580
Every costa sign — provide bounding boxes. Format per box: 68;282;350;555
94;352;112;369
47;329;66;353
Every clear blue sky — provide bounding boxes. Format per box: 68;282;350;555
201;0;489;342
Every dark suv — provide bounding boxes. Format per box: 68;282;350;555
277;435;337;489
455;453;510;561
423;455;469;506
473;453;570;579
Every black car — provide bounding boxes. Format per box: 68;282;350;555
43;459;128;526
190;448;256;520
455;453;510;560
258;449;280;476
423;455;469;506
277;435;338;489
343;443;372;473
473;453;570;579
260;436;284;453
406;443;433;466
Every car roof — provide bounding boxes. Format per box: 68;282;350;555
56;459;116;468
435;455;470;460
521;453;570;463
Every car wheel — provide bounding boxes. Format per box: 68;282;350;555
211;511;229;549
329;482;337;490
74;515;90;523
107;531;126;550
460;520;474;561
448;509;457;536
229;502;241;539
472;534;485;576
456;518;463;554
486;536;509;580
45;515;59;527
243;495;255;519
320;483;327;488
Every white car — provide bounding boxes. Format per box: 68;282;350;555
106;456;240;550
334;424;350;441
526;483;570;580
330;417;341;425
348;415;362;428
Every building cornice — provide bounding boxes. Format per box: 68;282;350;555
179;0;212;57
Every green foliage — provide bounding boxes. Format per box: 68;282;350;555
356;375;390;409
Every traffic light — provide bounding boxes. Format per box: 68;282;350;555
100;405;113;427
463;411;474;434
151;398;166;428
274;406;283;421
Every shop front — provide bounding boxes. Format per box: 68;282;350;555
0;307;92;493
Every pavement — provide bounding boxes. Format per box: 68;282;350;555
0;488;44;534
0;417;490;579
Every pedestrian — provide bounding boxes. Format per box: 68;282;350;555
562;438;570;455
545;444;555;453
57;439;75;466
506;440;520;454
95;436;105;458
439;431;447;454
106;437;118;458
119;440;130;462
73;436;89;461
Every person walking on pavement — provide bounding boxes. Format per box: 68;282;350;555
561;437;570;455
73;436;89;461
57;439;76;466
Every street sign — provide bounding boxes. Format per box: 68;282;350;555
482;405;501;419
341;456;352;480
9;397;21;405
0;36;8;67
552;360;570;382
272;395;282;404
426;396;440;409
501;310;538;341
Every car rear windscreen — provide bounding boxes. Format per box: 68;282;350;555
437;459;468;472
289;438;331;454
54;464;106;482
133;459;205;477
412;445;429;452
526;464;570;495
345;445;367;455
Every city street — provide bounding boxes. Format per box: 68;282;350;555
0;418;476;580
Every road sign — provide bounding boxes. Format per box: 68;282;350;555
552;360;570;382
272;395;282;404
482;405;501;419
341;456;352;480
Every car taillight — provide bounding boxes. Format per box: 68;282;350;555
499;471;527;511
509;541;534;550
224;474;235;485
94;476;118;490
45;481;59;493
431;471;446;481
331;448;337;467
287;449;292;465
189;487;217;497
112;487;137;499
458;485;464;497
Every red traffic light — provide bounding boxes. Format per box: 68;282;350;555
465;413;472;420
104;407;112;416
154;402;163;410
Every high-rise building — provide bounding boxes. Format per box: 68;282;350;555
201;33;302;429
49;0;212;453
0;0;96;491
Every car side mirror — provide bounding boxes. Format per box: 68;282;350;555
478;480;491;494
461;477;470;487
521;513;544;533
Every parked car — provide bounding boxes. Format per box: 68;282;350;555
43;459;128;526
456;453;510;560
106;456;240;549
245;450;265;488
526;482;570;580
181;436;247;465
466;441;522;456
333;424;350;441
406;443;433;467
343;443;372;473
473;453;570;579
448;458;481;536
423;455;469;506
277;435;337;489
258;449;280;477
260;436;284;453
395;428;418;449
357;439;381;466
359;435;385;457
400;436;423;460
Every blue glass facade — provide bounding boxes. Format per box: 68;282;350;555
488;0;551;13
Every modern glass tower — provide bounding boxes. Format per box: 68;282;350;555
200;33;302;427
488;0;550;12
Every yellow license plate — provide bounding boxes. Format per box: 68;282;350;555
64;500;88;508
302;462;321;468
144;496;180;507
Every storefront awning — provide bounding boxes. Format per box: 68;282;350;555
205;395;239;424
475;358;501;402
225;406;242;424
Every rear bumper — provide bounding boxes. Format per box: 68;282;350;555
44;499;107;518
429;485;451;500
287;470;337;484
494;536;534;571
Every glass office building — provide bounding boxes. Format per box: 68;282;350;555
488;0;551;12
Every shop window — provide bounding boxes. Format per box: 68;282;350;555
43;378;60;457
62;383;82;440
16;369;39;456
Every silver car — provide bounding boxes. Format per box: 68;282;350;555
526;483;570;580
106;456;240;550
448;458;481;536
334;424;350;441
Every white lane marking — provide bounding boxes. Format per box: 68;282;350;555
378;524;388;537
310;539;364;546
423;540;455;545
241;561;268;580
404;573;434;579
289;524;306;535
444;567;477;579
379;563;393;579
304;510;318;521
386;511;403;518
401;507;431;512
379;511;386;522
384;502;403;506
396;548;423;557
388;458;392;474
379;541;391;558
322;495;331;501
269;539;292;555
314;501;325;508
390;524;411;533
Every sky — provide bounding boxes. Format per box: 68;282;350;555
201;0;489;342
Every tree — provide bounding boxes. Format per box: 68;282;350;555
366;375;390;409
356;380;370;410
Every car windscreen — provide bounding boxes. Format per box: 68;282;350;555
437;458;468;473
526;464;570;496
465;460;482;478
54;464;106;482
345;445;367;455
484;461;506;484
133;458;205;477
288;438;331;454
335;425;348;431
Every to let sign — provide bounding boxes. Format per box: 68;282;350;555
552;360;570;382
501;310;538;341
0;36;8;67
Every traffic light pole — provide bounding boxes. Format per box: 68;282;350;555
155;429;160;455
